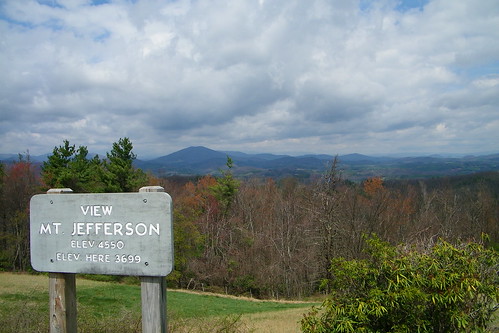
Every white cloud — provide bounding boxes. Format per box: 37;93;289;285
1;0;498;158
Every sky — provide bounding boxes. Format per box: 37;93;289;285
1;0;498;159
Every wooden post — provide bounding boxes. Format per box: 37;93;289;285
47;188;77;333
139;186;168;333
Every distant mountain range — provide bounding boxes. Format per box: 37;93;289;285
134;146;335;178
134;146;499;180
0;153;50;163
2;146;499;180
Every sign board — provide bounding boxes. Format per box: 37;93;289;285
30;192;173;276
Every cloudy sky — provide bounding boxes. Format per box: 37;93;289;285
1;0;498;158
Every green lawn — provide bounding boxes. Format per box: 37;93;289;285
168;291;312;318
0;273;314;332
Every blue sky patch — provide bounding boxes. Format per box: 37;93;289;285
360;0;429;12
36;0;64;9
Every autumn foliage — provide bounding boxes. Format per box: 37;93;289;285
0;156;39;270
0;148;498;305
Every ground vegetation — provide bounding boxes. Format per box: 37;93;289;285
301;235;498;332
0;149;497;304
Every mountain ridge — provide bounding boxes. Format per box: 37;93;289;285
2;146;498;180
136;146;499;180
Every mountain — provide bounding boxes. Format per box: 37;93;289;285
2;146;498;180
155;146;226;164
134;147;499;180
134;146;334;178
135;146;228;174
224;151;290;161
0;154;17;161
0;153;49;163
336;153;394;164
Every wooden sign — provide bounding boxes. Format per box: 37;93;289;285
30;192;173;276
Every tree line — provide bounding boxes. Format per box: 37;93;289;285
1;140;498;300
0;138;147;271
164;157;498;298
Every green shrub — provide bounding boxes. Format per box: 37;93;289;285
301;235;499;333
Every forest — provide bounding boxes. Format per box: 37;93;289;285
0;138;498;300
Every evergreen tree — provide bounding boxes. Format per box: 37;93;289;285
41;138;146;193
210;156;239;217
102;137;147;192
41;140;102;192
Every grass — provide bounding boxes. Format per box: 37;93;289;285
242;308;311;333
0;272;316;332
168;290;313;318
2;272;496;332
